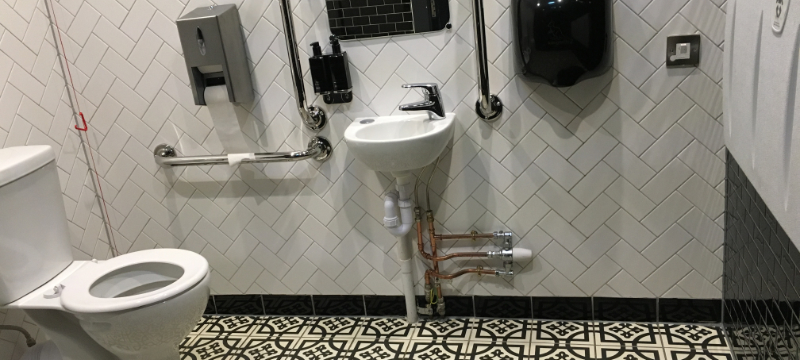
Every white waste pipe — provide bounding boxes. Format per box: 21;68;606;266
385;172;418;322
383;176;415;237
396;235;417;323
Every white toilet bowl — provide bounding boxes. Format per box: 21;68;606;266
6;249;210;360
0;146;211;360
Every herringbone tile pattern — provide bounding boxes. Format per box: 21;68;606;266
0;0;727;357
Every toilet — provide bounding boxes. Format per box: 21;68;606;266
0;145;211;360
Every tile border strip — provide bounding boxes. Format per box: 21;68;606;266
205;294;722;323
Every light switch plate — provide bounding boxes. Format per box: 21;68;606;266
666;35;701;68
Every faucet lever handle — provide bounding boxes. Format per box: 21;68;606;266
402;83;440;97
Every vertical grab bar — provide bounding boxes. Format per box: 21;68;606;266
278;0;327;131
472;0;503;121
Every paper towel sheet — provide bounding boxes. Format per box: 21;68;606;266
228;153;256;166
205;85;253;154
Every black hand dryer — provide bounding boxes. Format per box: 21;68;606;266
516;0;612;87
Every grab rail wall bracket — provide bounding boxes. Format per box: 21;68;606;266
278;0;327;131
153;137;333;167
472;0;503;121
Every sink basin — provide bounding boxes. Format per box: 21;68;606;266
345;113;456;173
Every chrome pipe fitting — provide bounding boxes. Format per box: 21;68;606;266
436;302;446;316
486;248;513;260
495;270;514;278
493;231;513;241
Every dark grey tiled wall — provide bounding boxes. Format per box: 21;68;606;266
327;0;414;40
724;151;800;359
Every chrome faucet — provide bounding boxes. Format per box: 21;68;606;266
399;83;446;119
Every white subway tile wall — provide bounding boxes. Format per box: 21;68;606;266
0;0;726;357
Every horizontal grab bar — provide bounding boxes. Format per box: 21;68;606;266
153;136;333;167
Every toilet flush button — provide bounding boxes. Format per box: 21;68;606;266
43;284;65;299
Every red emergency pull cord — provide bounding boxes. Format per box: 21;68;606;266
75;112;88;131
48;0;119;257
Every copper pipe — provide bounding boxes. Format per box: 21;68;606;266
417;218;432;260
432;252;488;261
426;211;443;299
426;268;495;280
427;213;437;258
418;210;497;306
435;232;495;240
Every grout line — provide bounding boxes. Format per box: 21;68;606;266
310;294;317;316
471;295;476;318
655;297;659;323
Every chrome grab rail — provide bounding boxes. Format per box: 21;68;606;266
278;0;327;131
472;0;503;121
153;137;333;167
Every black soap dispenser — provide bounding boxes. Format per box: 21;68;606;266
308;42;331;95
308;36;353;104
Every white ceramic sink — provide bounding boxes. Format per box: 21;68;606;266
345;113;456;173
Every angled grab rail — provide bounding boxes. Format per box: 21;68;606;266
153;137;333;167
278;0;327;131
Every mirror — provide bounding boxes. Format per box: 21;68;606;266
326;0;451;40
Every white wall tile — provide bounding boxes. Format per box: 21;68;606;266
0;1;729;340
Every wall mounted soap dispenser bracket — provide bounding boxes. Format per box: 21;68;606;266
309;36;354;104
472;0;503;121
278;0;327;131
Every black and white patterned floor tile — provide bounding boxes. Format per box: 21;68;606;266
250;316;310;338
304;316;363;338
181;335;256;360
529;342;595;360
415;318;473;340
662;347;734;360
281;337;354;359
596;322;662;347
470;319;532;344
345;338;409;360
661;324;728;348
404;340;468;360
595;345;665;360
180;315;738;360
359;317;416;339
223;337;297;360
531;321;594;344
202;315;262;337
466;342;528;360
190;315;217;337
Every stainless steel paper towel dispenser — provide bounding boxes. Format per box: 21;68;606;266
177;5;254;105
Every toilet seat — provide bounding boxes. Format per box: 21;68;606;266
60;249;209;314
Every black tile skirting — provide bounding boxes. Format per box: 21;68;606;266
724;151;800;358
205;294;722;323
